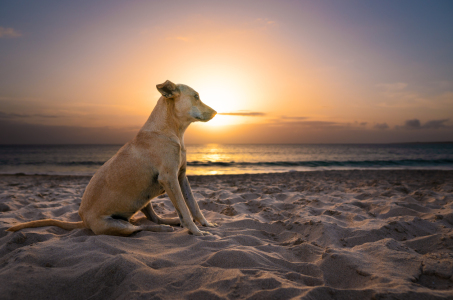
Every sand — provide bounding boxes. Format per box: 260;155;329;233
1;170;453;299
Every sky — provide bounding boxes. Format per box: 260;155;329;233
0;0;452;144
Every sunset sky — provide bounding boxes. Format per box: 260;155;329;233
1;0;452;144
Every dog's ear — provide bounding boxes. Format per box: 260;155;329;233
156;80;180;98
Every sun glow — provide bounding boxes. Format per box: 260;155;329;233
137;19;288;131
206;114;234;127
185;73;254;127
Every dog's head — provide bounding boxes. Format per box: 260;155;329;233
156;80;216;123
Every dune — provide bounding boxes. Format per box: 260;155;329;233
0;170;452;299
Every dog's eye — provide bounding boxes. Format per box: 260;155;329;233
194;94;199;100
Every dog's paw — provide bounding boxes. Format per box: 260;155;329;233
202;221;218;227
190;230;204;236
190;229;212;236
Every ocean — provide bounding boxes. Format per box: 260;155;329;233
0;143;452;176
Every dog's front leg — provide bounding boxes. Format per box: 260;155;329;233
180;175;217;227
158;172;210;236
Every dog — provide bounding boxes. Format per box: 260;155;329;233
7;80;217;236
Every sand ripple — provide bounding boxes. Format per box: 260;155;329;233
1;170;453;299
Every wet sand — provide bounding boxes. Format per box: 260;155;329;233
1;170;453;299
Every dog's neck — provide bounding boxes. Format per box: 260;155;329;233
141;97;190;148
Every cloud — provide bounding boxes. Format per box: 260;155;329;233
374;123;389;130
377;82;453;109
0;119;136;144
377;82;417;100
423;119;449;129
377;82;407;92
165;36;189;42
3;116;453;145
404;119;421;129
187;114;453;144
218;111;266;117
0;27;22;38
273;120;346;130
281;116;308;120
296;121;340;128
0;111;59;119
269;118;377;130
399;118;450;130
377;82;423;108
254;18;277;27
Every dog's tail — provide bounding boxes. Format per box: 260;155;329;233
6;219;85;232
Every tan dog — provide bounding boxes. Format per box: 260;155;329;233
7;80;217;236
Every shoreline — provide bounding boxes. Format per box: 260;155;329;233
1;169;452;298
1;167;453;178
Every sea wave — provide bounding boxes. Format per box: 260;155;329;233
1;159;453;168
188;159;453;168
0;161;105;166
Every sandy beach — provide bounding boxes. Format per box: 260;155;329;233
1;170;452;299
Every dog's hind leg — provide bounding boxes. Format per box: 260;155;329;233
141;203;181;226
89;217;174;236
180;176;217;227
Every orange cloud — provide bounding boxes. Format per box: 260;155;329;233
218;111;266;116
0;27;21;38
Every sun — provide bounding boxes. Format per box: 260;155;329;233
198;86;244;126
186;75;251;127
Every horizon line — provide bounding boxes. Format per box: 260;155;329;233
1;141;452;146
